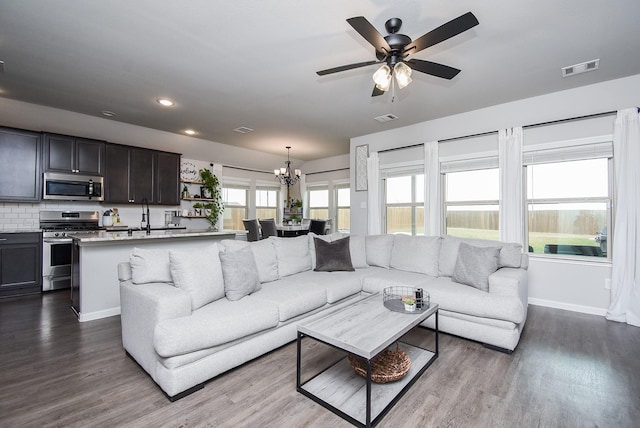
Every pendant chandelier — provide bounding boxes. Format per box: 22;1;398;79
274;146;301;187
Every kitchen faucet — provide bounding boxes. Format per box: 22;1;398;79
141;198;151;235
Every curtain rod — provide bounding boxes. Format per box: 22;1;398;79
378;109;618;153
305;167;349;176
222;164;273;174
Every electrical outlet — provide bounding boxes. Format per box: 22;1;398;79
604;278;612;290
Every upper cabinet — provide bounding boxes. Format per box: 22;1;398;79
0;127;42;202
104;143;180;205
43;133;105;175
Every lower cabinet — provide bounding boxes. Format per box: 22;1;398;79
0;233;42;298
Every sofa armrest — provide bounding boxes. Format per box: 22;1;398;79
488;267;528;318
120;277;191;378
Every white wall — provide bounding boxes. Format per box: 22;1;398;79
349;73;640;315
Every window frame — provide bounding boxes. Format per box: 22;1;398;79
382;170;424;236
255;186;280;222
222;184;249;230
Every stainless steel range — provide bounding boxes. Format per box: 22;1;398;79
40;210;101;291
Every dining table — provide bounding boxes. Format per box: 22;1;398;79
276;224;309;237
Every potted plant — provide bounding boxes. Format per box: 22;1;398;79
403;297;416;312
193;168;224;229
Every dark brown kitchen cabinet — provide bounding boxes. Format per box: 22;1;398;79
43;133;105;175
104;143;179;205
0;232;42;298
155;152;180;205
0;127;42;202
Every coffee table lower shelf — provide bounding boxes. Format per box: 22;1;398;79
297;341;437;427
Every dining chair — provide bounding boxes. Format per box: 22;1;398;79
242;219;261;242
309;219;327;235
259;218;278;239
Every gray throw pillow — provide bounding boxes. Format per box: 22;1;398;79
451;242;500;292
314;236;355;272
219;246;261;301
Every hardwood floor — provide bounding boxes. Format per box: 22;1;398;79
1;290;639;428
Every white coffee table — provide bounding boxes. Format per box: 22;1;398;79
296;293;438;427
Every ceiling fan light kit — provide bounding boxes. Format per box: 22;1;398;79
317;12;479;96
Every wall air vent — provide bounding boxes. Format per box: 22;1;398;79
562;59;599;77
374;113;399;123
233;126;254;134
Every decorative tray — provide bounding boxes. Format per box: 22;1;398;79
383;286;430;314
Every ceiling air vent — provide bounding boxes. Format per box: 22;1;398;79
562;59;599;77
374;113;399;123
233;126;254;134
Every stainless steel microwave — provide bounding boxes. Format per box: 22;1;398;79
43;172;104;201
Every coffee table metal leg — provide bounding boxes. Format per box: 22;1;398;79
296;331;302;389
366;359;372;427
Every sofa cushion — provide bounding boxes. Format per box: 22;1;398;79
361;267;433;294
296;269;370;303
153;295;280;357
451;242;500;292
219;246;261;301
389;234;441;276
254;279;327;321
366;234;394;268
130;248;172;284
169;244;225;310
439;235;523;277
221;239;279;283
349;235;369;269
271;235;311;277
314;236;355;272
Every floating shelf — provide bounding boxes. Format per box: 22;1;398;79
181;179;204;185
181;197;215;202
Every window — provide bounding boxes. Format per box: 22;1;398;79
527;158;610;258
385;174;424;235
256;188;279;221
308;187;329;220
336;185;350;232
444;168;499;240
222;186;248;230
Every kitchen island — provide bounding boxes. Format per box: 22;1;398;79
70;229;234;322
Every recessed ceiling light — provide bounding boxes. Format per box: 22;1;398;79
156;98;175;107
101;110;116;117
183;129;196;135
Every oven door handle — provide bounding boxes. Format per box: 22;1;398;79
43;238;73;244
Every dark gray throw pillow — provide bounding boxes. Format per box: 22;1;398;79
219;246;261;301
314;236;355;272
451;242;500;292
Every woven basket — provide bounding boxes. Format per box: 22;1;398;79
348;344;411;383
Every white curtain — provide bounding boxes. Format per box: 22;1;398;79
498;127;524;245
423;141;441;236
607;108;640;327
367;152;382;235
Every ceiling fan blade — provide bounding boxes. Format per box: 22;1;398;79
347;16;391;54
403;12;479;55
372;85;385;97
406;59;461;80
316;60;381;76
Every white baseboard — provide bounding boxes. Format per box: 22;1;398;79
78;306;121;322
528;297;607;317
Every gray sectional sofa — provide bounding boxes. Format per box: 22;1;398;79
118;233;528;400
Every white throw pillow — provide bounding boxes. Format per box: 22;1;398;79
390;234;441;276
365;234;395;268
271;235;312;277
451;242;500;292
129;248;172;284
221;239;279;283
219;246;261;301
439;235;523;277
169;244;225;310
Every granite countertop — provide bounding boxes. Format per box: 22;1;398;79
69;229;234;243
0;229;42;234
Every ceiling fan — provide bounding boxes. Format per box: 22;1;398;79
316;12;479;96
